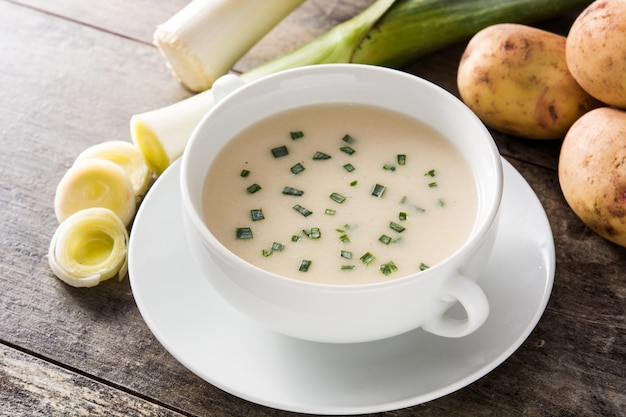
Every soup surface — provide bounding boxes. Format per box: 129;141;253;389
203;104;477;284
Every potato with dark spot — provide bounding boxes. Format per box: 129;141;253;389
457;23;601;139
566;0;626;109
559;107;626;247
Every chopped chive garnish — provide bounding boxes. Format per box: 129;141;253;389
240;169;250;177
425;169;437;177
282;186;304;196
371;183;386;198
293;204;312;217
292;235;302;242
236;227;253;239
380;261;398;276
342;134;355;144
290;131;304;140
272;242;285;252
250;209;264;221
299;260;312;272
341;265;356;270
340;250;352;259
339;234;350;243
400;196;407;204
246;183;261;194
360;252;376;266
419;262;430;271
262;249;272;257
428;182;438;188
325;208;336;215
350;180;358;187
389;222;406;233
343;163;355;172
303;228;321;239
399;212;407;221
290;163;305;175
397;154;406;165
340;146;356;155
383;164;396;171
313;151;331;160
438;198;446;207
415;206;426;213
329;192;346;204
379;234;392;245
271;145;289;158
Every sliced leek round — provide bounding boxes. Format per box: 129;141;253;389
48;207;129;288
54;159;137;226
75;140;151;197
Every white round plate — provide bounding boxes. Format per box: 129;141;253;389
129;158;555;415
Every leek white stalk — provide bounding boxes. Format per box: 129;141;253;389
131;0;395;175
74;140;152;197
154;0;305;92
49;207;129;288
54;159;137;226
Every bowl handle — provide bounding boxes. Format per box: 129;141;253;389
421;274;489;338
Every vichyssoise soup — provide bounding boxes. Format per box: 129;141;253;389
203;103;477;284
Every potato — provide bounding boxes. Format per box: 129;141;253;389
458;23;600;139
559;107;626;247
566;0;626;109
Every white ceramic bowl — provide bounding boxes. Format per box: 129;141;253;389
180;64;503;343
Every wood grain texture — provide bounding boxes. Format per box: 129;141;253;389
0;0;624;416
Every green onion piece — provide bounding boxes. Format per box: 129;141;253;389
282;186;304;196
246;183;261;194
380;261;398;276
290;131;304;140
343;163;355;172
291;235;302;242
425;169;436;177
389;221;405;233
350;180;358;187
397;154;406;166
250;209;264;221
299;260;312;272
236;227;253;239
313;151;331;160
379;234;392;245
415;206;426;213
271;242;284;252
419;262;430;271
329;192;346;204
371;183;386;198
400;195;407;204
428;182;438;188
240;169;250;177
360;252;376;266
262;249;272;257
399;211;407;221
293;204;312;217
340;146;356;155
339;234;350;243
290;162;305;175
383;164;396;171
303;228;321;239
342;134;355;144
325;208;336;215
340;250;352;259
271;145;289;158
341;265;356;270
438;198;446;207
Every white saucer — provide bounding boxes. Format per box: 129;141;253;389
128;158;555;415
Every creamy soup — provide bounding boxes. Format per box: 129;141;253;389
203;104;477;285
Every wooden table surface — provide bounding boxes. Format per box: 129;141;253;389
1;1;624;416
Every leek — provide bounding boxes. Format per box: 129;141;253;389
154;0;304;92
48;207;129;288
132;0;591;175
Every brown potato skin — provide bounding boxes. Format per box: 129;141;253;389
458;23;601;139
566;0;626;109
559;107;626;247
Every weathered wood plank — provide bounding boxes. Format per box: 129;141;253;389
0;344;186;417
